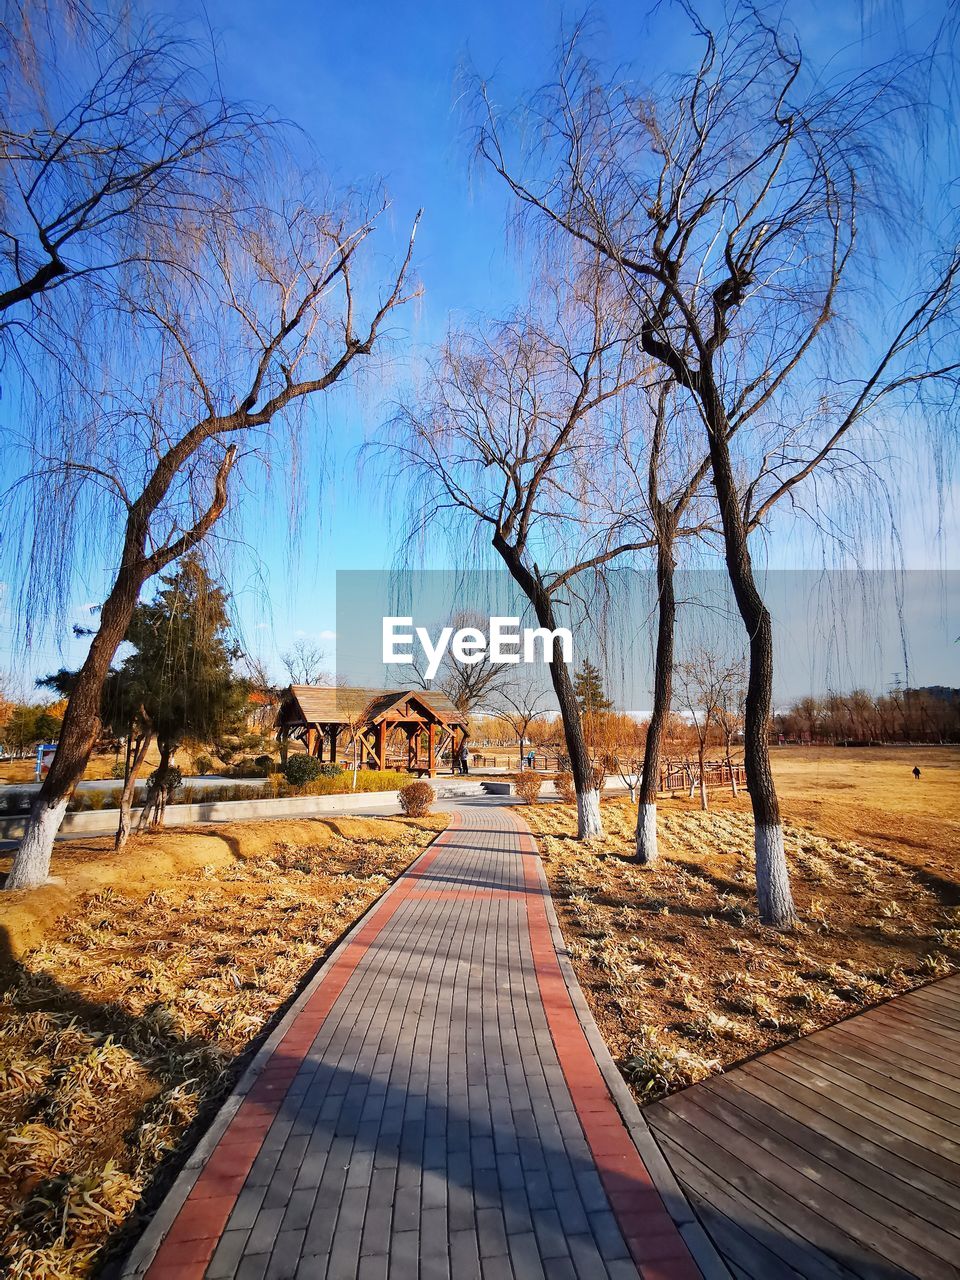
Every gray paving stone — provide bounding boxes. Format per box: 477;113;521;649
133;803;670;1280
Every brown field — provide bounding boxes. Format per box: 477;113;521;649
524;744;959;1107
0;813;446;1278
770;744;960;890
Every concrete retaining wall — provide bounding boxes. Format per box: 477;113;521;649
0;779;489;842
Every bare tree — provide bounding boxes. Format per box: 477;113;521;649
617;383;715;864
0;4;261;350
711;662;747;796
402;610;515;715
490;684;553;770
388;265;666;838
282;639;330;687
4;189;420;889
676;653;744;810
479;7;960;924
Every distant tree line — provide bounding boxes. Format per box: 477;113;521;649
776;688;960;746
0;698;65;757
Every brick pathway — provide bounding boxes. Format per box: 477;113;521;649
124;800;716;1280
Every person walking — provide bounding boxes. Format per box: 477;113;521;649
913;765;921;781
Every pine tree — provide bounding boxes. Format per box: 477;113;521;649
573;660;613;716
130;556;245;830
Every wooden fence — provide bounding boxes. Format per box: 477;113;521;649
659;760;747;792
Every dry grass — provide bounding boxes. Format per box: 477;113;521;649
770;745;960;890
0;813;446;1277
525;787;960;1106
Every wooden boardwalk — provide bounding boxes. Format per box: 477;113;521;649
647;974;960;1280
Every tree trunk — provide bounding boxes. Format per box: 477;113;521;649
636;526;675;864
701;383;796;927
494;538;602;838
140;742;173;830
726;738;738;797
5;567;145;889
115;730;152;852
698;740;708;811
536;593;601;838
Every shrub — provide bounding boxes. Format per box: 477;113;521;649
399;780;435;817
620;1028;696;1101
554;771;576;804
285;753;324;786
194;754;214;776
591;761;606;791
149;764;183;797
514;772;543;804
254;753;275;770
110;760;126;780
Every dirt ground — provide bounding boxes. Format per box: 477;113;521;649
524;746;959;1107
0;813;446;1278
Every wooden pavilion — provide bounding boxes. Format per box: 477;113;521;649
275;686;469;778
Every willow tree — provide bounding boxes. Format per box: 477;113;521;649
0;2;260;356
3;169;419;891
389;266;668;838
480;7;960;925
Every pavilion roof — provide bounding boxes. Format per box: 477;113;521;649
278;685;468;730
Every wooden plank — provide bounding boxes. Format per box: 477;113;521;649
662;1088;960;1273
827;1022;960;1104
869;1001;960;1048
757;1052;960;1165
793;1037;960;1134
902;986;960;1023
908;977;960;1006
658;1131;864;1280
870;991;960;1036
735;1058;960;1210
685;1186;826;1280
784;1040;960;1142
702;1075;960;1250
649;1105;918;1280
834;1013;960;1095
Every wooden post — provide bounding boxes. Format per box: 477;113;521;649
376;721;387;770
428;721;436;777
306;726;318;757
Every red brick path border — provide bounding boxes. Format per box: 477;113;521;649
510;815;701;1280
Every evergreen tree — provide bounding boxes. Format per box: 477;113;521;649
39;556;246;845
573;660;613;716
130;556;245;830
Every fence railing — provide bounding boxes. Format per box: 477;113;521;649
659;760;747;792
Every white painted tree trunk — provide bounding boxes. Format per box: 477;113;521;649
576;788;603;839
636;802;658;865
756;823;796;928
5;796;69;889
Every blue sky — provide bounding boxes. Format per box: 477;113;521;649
2;0;957;700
